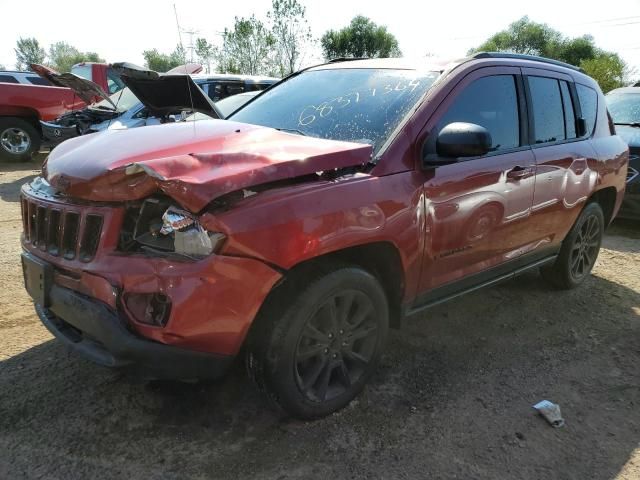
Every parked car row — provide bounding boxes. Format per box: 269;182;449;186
0;61;276;161
40;63;276;146
0;62;127;161
20;53;629;419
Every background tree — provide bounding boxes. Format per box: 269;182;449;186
320;16;401;60
268;0;312;76
581;53;627;93
217;16;276;75
195;38;216;73
14;37;46;70
470;16;629;91
48;42;105;73
142;45;186;72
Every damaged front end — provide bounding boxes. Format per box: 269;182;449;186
41;108;121;146
118;197;226;259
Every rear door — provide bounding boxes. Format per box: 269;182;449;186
523;68;599;242
416;67;537;298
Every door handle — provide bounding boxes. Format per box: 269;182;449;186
506;165;532;180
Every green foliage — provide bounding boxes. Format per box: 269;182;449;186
14;37;46;70
217;16;276;75
48;42;105;73
195;38;216;73
471;16;628;91
268;0;312;76
320;16;401;60
581;53;626;93
142;45;186;72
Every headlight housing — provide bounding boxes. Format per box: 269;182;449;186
118;198;226;259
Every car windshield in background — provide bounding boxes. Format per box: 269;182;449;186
92;87;139;113
230;68;440;152
607;93;640;125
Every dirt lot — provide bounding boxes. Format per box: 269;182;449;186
0;159;638;480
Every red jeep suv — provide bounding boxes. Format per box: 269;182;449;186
20;53;628;419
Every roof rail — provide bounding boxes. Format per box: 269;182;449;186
472;52;584;73
328;57;369;63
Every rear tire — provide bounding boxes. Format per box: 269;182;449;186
540;202;605;289
246;266;389;420
0;117;41;162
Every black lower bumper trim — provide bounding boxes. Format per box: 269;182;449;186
35;285;234;380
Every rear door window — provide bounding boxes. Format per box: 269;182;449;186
205;82;245;102
528;76;565;144
0;75;18;84
436;75;520;152
577;84;598;136
26;76;51;86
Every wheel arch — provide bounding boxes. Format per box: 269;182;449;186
0;109;42;132
250;241;406;336
589;186;617;226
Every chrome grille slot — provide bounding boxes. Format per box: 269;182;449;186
36;206;47;249
47;209;62;255
28;202;36;243
79;214;103;262
62;212;80;260
20;193;105;262
627;166;638;184
20;198;29;241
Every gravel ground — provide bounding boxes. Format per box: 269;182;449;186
0;159;639;480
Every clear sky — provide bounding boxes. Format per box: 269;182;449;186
1;0;639;77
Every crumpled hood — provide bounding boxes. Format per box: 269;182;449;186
45;120;372;212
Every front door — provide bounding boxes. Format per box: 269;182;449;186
416;67;537;301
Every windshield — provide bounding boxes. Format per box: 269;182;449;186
216;92;260;118
230;68;440;152
92;87;140;112
606;93;640;125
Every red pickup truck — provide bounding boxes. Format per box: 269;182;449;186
0;63;121;162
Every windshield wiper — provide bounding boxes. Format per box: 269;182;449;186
276;127;307;136
614;122;640;128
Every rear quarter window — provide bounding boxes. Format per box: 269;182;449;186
577;84;598;136
0;74;18;84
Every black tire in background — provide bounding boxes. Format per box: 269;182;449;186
246;266;389;420
0;117;41;162
540;202;605;289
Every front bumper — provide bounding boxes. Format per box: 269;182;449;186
35;282;234;379
40;121;79;147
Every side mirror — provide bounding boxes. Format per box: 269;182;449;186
435;122;492;158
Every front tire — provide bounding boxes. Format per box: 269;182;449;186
540;202;605;289
0;117;41;162
246;266;389;419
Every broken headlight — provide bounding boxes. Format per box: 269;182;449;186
120;198;225;258
160;206;226;257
